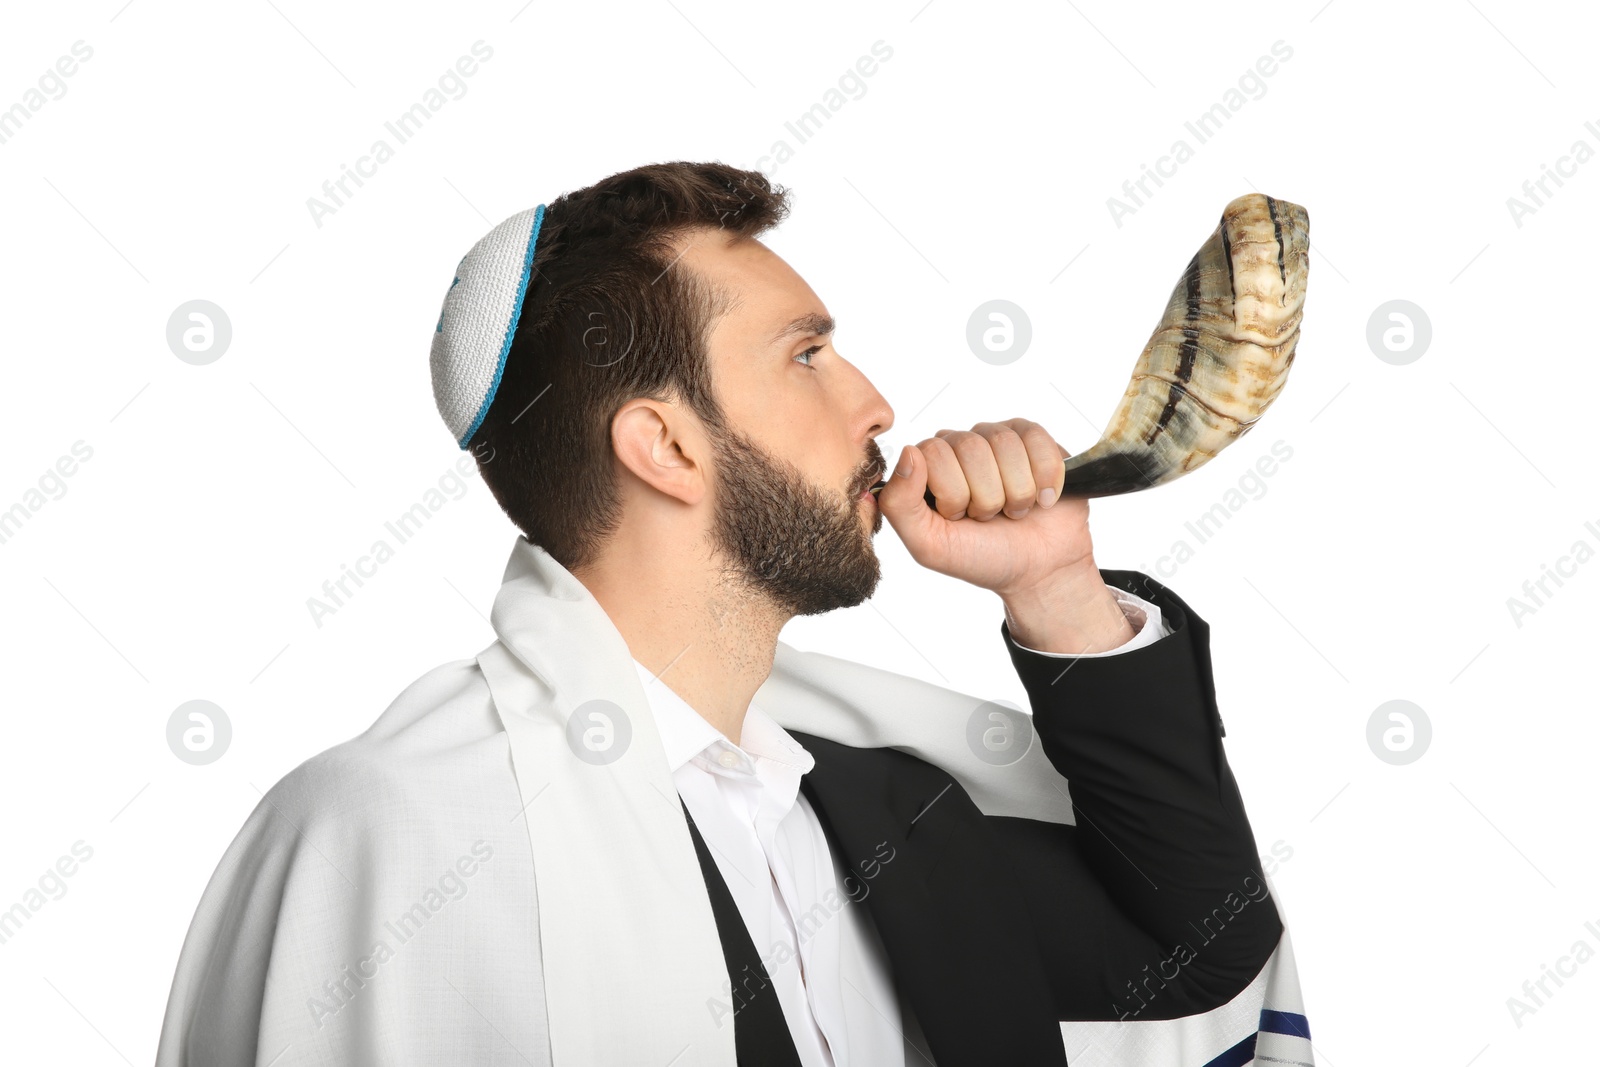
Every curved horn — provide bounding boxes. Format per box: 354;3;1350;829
1055;192;1310;496
872;192;1309;507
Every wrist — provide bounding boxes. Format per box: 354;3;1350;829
999;566;1136;655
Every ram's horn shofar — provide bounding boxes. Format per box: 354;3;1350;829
871;192;1309;509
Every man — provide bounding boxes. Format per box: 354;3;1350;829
157;162;1309;1066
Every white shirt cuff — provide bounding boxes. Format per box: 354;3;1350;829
1009;586;1170;658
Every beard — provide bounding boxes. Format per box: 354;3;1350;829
705;423;885;617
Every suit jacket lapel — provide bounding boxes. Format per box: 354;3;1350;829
792;730;1069;1067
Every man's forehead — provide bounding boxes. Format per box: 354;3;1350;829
674;229;832;345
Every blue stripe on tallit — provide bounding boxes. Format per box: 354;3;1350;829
1194;1011;1312;1067
1259;1009;1311;1038
1199;1033;1256;1067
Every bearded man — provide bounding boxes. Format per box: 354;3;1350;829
156;161;1309;1067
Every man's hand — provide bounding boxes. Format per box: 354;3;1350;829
876;418;1135;653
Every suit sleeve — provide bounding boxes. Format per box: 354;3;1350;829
991;569;1282;1022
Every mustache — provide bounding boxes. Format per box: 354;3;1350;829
857;443;887;496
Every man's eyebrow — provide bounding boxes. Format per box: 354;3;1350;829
768;312;835;346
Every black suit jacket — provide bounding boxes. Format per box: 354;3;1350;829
682;569;1283;1066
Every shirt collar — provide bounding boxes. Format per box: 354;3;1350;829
631;658;815;780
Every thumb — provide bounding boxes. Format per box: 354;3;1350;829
877;445;941;551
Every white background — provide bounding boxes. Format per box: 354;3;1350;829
2;0;1596;1062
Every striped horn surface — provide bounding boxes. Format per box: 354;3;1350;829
1057;192;1309;497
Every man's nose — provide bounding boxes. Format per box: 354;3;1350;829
852;366;894;442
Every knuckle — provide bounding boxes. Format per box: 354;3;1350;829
971;492;1005;519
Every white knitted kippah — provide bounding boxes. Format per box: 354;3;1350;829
429;203;547;448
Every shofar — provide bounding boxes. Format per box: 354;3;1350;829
1056;192;1310;496
875;193;1310;506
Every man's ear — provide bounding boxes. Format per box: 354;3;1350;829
611;398;707;507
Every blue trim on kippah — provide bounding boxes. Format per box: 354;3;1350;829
457;203;546;449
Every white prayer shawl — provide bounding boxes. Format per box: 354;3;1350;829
156;536;1310;1066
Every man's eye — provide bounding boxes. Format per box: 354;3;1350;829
794;345;823;367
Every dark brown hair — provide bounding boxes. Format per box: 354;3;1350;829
465;161;791;573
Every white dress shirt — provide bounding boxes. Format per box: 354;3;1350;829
631;585;1169;1065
